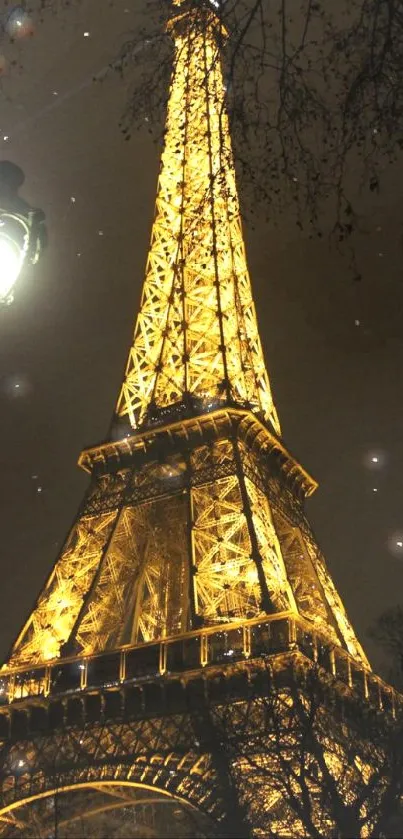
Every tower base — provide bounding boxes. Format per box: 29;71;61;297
0;618;398;838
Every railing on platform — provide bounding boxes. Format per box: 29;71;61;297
0;613;398;716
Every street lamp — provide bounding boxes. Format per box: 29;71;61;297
0;161;46;305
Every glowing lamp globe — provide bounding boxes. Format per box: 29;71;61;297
0;217;26;303
0;161;46;305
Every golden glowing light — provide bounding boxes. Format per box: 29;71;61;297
115;9;280;434
0;8;382;838
5;0;368;677
0;235;23;302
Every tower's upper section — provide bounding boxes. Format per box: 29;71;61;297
115;1;281;436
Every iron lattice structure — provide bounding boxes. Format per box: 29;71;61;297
115;1;280;436
0;2;390;837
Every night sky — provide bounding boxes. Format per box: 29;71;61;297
1;0;403;674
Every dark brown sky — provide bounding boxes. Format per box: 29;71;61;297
0;0;403;672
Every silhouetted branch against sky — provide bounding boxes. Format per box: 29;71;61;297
16;0;403;253
369;605;403;689
216;663;403;837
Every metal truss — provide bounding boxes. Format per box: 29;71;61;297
1;796;220;839
7;510;119;667
5;412;369;669
0;653;398;838
0;714;225;830
1;784;219;838
114;5;280;435
0;660;265;838
0;2;377;835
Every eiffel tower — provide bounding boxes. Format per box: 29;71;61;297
0;1;397;837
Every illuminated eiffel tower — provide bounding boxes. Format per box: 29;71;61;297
0;1;395;837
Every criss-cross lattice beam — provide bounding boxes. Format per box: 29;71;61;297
115;5;280;433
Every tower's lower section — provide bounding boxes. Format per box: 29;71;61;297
1;785;218;838
0;616;398;838
5;409;368;670
1;408;381;836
